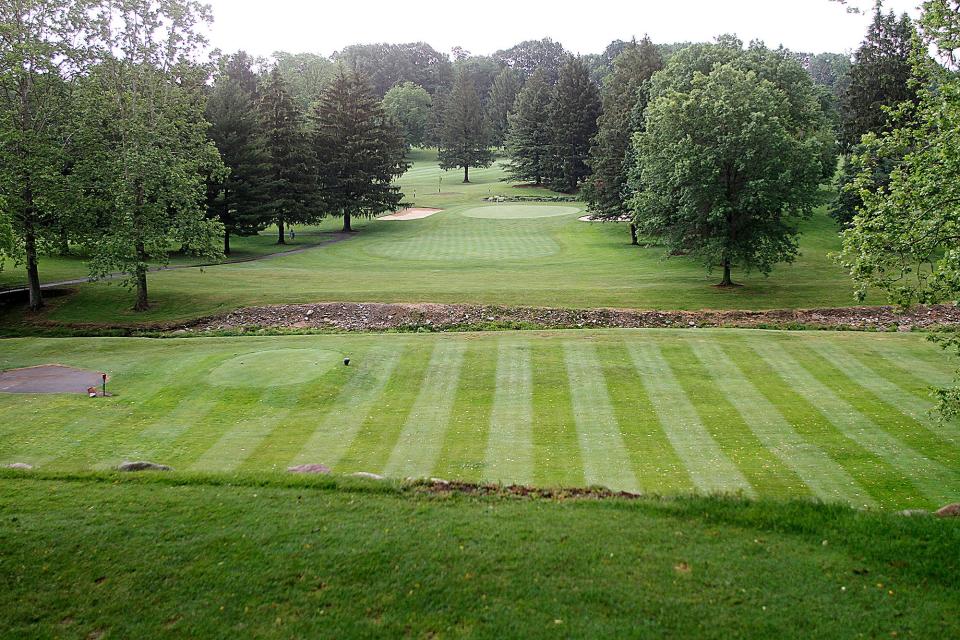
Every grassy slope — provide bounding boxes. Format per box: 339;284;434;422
1;473;958;639
2;329;957;510
6;150;867;325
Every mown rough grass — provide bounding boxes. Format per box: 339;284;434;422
1;329;957;510
1;473;958;639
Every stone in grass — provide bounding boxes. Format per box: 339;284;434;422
287;463;331;475
350;471;385;480
935;503;960;518
5;462;33;470
117;460;172;472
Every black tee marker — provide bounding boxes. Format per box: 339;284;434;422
343;357;350;366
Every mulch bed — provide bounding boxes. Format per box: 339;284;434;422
178;301;960;334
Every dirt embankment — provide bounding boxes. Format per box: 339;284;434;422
180;301;960;333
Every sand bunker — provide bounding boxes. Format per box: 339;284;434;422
379;208;442;221
0;364;107;394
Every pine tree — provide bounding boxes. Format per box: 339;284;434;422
257;66;315;244
485;67;520;147
546;56;601;192
583;38;663;242
206;52;270;254
424;87;447;151
840;7;918;149
312;67;409;233
439;68;492;183
504;69;553;185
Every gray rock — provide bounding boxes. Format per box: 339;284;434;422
898;509;930;517
117;461;172;472
935;503;960;518
5;462;33;470
350;471;385;480
287;463;331;474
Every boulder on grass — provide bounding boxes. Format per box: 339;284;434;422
287;463;331;475
117;461;172;472
935;503;960;518
5;462;33;470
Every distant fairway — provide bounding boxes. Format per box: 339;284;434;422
2;329;958;510
2;149;877;326
460;204;580;219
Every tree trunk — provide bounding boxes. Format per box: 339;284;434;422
22;184;43;312
342;211;353;233
58;226;70;256
277;217;285;245
720;260;734;287
24;225;43;312
629;223;639;246
463;165;470;183
224;229;231;256
133;241;149;312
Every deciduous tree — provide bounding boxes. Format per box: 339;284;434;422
382;81;432;148
73;0;225;312
632;55;823;286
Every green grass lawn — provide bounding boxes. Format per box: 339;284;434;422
2;329;957;511
4;149;869;326
1;473;958;638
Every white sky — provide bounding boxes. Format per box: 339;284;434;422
203;0;921;59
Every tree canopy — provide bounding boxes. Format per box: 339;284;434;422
439;68;492;183
382;82;432;148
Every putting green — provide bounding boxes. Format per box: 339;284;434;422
208;348;341;387
461;204;581;219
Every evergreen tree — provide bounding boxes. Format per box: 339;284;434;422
439;68;492;183
312;67;408;232
257;66;315;244
206;52;270;254
545;56;601;192
382;81;432;148
504;69;553;185
840;6;918;149
582;38;663;243
485;67;520;147
424;86;448;151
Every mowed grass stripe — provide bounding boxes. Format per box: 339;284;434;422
4;351;210;469
563;342;639;492
433;343;498;482
809;342;959;445
335;345;433;474
530;342;584;488
784;343;960;470
722;341;925;508
189;384;304;472
751;340;960;505
666;343;802;498
871;344;956;388
287;344;404;471
383;341;467;479
483;341;534;486
91;352;228;470
597;344;694;494
691;342;875;507
628;342;754;497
